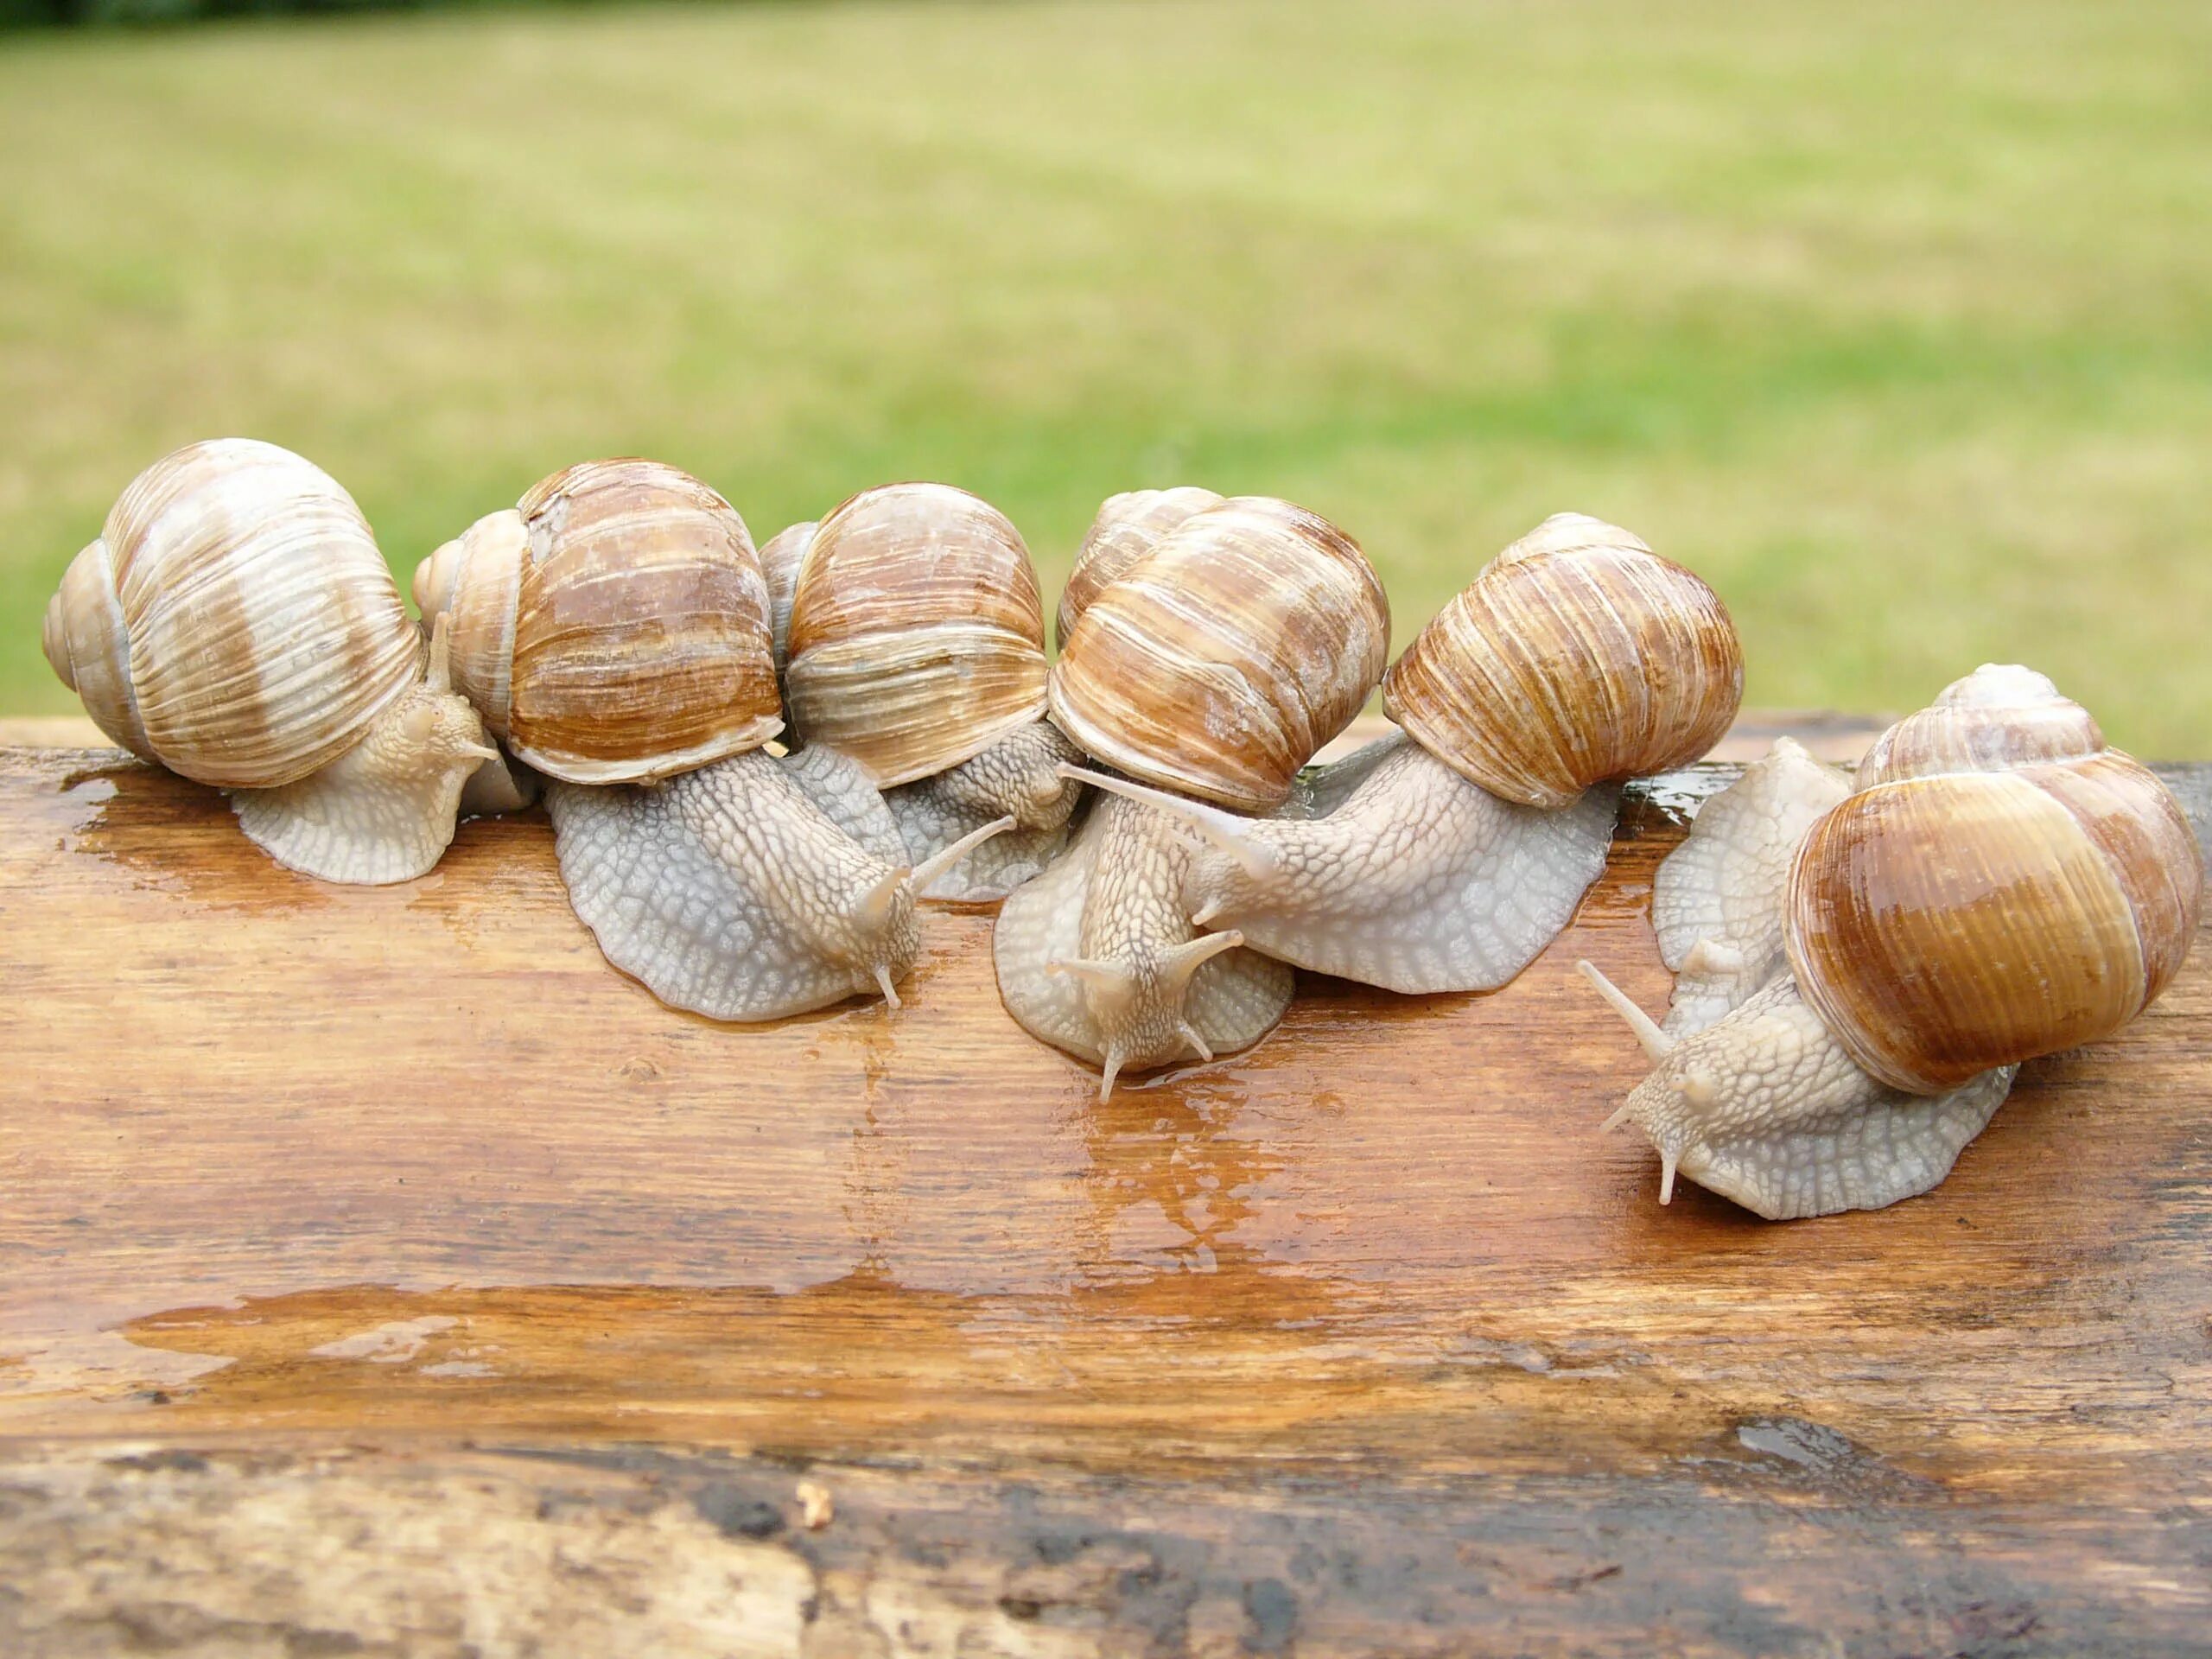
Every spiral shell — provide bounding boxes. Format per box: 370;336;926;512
419;459;781;785
41;438;420;789
759;519;818;670
1048;495;1390;812
1786;666;2202;1095
1382;513;1743;810
784;482;1048;788
1055;486;1223;648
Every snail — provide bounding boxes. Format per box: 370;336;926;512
416;460;1005;1020
41;438;496;885
998;494;1391;1091
780;483;1085;902
1058;513;1738;997
1580;665;2203;1218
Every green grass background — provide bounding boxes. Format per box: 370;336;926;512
4;0;2209;749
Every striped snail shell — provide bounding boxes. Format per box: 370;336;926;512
758;518;817;672
1382;513;1744;810
1786;664;2202;1095
1048;495;1390;812
44;438;422;788
784;483;1048;789
412;459;782;785
1054;486;1223;648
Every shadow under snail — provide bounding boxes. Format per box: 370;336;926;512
1580;664;2204;1219
41;439;498;885
414;459;1004;1021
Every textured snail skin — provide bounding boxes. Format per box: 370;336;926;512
1581;740;2018;1218
232;636;498;886
1068;733;1620;995
995;792;1294;1097
546;748;1007;1022
885;721;1087;902
1650;736;1852;1037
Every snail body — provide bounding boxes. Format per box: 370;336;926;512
781;483;1084;900
41;439;494;884
1583;666;2202;1217
999;495;1389;1089
421;461;1003;1020
1058;512;1733;998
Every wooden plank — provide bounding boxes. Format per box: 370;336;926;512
1;726;2208;1656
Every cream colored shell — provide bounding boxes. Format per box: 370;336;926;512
1055;486;1224;648
41;438;420;789
784;483;1048;788
1047;495;1390;812
416;459;782;785
1786;666;2202;1095
1382;513;1744;810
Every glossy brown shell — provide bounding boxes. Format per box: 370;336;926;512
423;460;782;785
1382;513;1743;809
1047;496;1390;812
41;439;420;789
1787;669;2202;1095
1055;487;1224;649
757;519;818;671
784;483;1048;787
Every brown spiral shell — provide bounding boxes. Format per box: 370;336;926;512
418;459;782;785
1786;666;2202;1095
41;438;421;789
1382;513;1744;809
1047;495;1390;812
1055;486;1224;648
783;482;1049;788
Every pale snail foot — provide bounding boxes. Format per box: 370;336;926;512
1063;734;1619;995
548;749;1007;1022
779;743;911;864
1580;967;2014;1219
1651;737;1850;1037
994;791;1294;1096
886;720;1087;902
230;676;495;886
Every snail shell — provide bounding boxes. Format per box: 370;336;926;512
1382;513;1743;810
414;459;782;785
43;438;421;788
1048;496;1390;812
1786;666;2202;1095
759;518;817;671
1054;486;1224;648
784;483;1048;787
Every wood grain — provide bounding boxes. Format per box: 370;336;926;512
2;721;2209;1656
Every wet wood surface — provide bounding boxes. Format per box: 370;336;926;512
2;717;2209;1656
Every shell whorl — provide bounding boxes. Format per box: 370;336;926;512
784;482;1049;788
425;459;783;786
1786;665;2202;1095
758;519;818;671
1382;512;1744;809
1055;486;1224;648
414;508;525;741
44;439;420;788
1047;495;1390;812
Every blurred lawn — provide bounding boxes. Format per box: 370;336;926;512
3;0;2209;749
